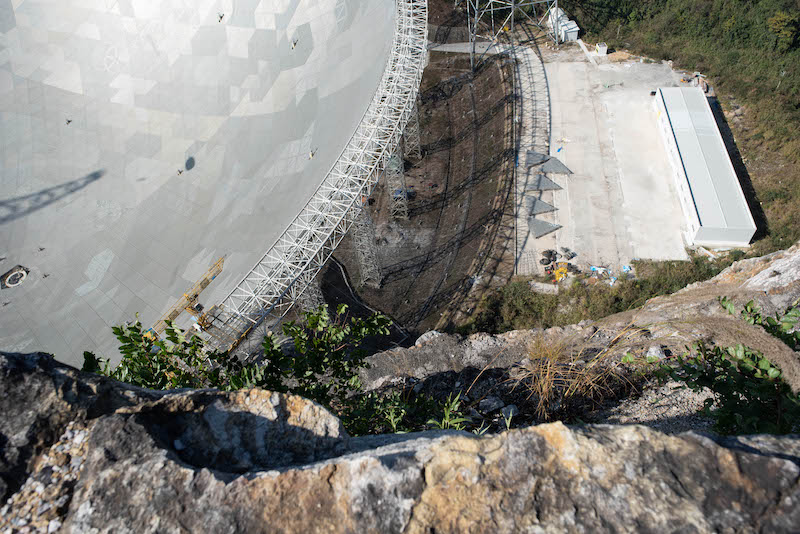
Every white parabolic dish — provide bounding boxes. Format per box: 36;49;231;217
0;0;396;366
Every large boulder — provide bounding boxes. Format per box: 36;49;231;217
1;352;799;533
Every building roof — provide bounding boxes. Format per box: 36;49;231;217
659;87;755;231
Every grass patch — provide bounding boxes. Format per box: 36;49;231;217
512;330;635;420
459;255;735;334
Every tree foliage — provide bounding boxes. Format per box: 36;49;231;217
564;0;800;159
83;305;391;408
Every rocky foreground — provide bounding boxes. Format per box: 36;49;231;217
0;351;799;533
3;244;800;533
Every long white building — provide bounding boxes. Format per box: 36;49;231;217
654;87;756;247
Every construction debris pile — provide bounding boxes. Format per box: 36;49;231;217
531;247;637;291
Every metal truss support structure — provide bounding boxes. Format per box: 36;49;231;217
200;0;428;352
403;98;422;160
458;0;559;69
353;208;382;288
386;150;409;220
297;275;325;313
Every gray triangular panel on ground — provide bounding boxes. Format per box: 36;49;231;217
526;197;557;216
541;156;573;175
525;150;550;167
525;173;562;191
527;217;562;238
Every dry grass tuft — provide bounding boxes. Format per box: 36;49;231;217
512;324;645;420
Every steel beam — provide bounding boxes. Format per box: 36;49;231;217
403;98;422;160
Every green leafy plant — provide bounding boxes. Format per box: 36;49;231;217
82;306;541;437
84;307;498;437
341;389;461;436
258;304;392;407
720;296;800;350
426;392;470;430
83;304;391;411
82;319;262;391
659;342;800;434
384;401;406;433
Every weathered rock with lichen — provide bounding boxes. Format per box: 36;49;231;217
1;352;799;533
0;352;162;504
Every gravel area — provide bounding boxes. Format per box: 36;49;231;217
1;421;89;534
586;380;716;434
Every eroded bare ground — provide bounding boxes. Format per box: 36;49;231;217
328;48;516;337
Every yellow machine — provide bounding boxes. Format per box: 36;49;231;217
553;262;569;282
146;257;225;339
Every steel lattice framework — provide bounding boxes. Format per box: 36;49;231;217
458;0;558;68
297;276;325;313
403;99;422;160
386;151;409;219
353;207;383;287
201;0;428;350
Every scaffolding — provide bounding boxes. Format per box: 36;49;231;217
297;276;325;313
200;0;428;352
386;151;409;219
353;207;382;288
457;0;559;68
403;98;422;160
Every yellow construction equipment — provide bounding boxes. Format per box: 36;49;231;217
146;257;225;339
553;262;569;282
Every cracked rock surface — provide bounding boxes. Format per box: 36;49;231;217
1;352;799;533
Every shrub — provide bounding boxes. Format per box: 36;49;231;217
259;305;392;407
659;342;800;434
720;296;800;350
83;305;472;436
83;304;391;410
81;321;253;391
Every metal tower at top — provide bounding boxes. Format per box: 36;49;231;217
457;0;560;68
